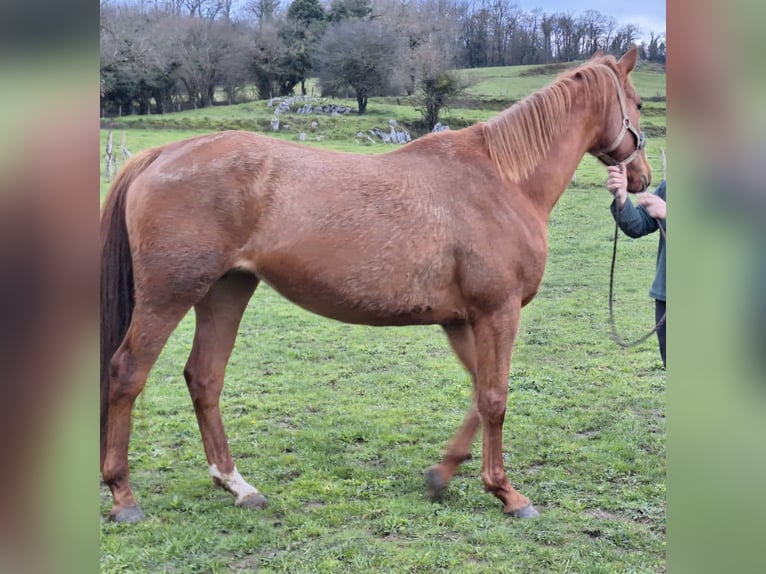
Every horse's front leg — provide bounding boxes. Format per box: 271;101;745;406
472;304;539;518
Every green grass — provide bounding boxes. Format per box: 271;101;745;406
460;64;569;101
458;61;665;101
100;63;666;573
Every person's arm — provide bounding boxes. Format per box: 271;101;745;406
606;167;663;238
636;178;666;218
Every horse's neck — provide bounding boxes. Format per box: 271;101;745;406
488;81;601;217
532;109;598;217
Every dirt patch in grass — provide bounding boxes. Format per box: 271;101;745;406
587;509;630;522
525;463;545;475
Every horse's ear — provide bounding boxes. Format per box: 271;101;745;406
617;44;639;74
590;49;604;60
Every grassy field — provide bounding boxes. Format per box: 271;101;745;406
100;62;666;573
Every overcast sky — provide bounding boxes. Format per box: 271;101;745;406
517;0;666;42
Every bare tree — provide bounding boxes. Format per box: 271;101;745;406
244;0;281;29
579;9;608;56
392;0;467;129
182;0;224;19
646;32;666;63
172;17;252;107
602;15;619;55
551;12;580;61
250;21;286;98
317;19;403;114
100;3;184;115
610;23;641;55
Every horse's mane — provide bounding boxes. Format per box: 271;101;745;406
483;56;622;183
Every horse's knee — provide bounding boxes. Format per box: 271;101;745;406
477;390;507;425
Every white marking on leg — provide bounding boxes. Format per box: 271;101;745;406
209;464;260;504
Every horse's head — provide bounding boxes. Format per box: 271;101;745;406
590;45;653;193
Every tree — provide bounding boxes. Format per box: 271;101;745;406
244;0;280;30
100;5;182;115
579;9;608;56
395;0;466;129
181;0;225;19
286;0;325;26
610;23;641;56
460;5;491;68
539;11;555;62
217;22;258;103
411;36;460;129
327;0;372;22
416;71;466;130
647;32;666;64
172;17;252;108
317;19;402;114
552;12;580;61
283;0;327;95
512;9;543;65
251;21;294;98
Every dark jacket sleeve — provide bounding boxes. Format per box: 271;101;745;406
610;180;666;238
609;180;666;301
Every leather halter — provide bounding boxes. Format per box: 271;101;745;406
595;64;646;166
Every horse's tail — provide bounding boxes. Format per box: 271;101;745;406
100;147;161;469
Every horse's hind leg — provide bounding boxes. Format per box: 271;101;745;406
426;323;481;499
183;272;266;509
103;302;192;522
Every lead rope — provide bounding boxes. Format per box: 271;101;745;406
608;216;666;348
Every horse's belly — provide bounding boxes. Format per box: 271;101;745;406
274;293;465;327
250;258;465;327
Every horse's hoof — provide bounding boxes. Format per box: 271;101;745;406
425;466;447;500
508;503;540;519
236;492;268;510
109;504;145;523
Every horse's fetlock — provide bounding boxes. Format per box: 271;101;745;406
481;467;508;491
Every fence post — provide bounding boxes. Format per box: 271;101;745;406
105;131;114;182
121;132;131;162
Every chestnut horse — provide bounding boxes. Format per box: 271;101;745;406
101;46;651;522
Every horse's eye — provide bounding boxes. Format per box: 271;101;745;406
637;102;643;111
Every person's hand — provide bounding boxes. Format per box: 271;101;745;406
606;164;628;208
636;193;666;220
